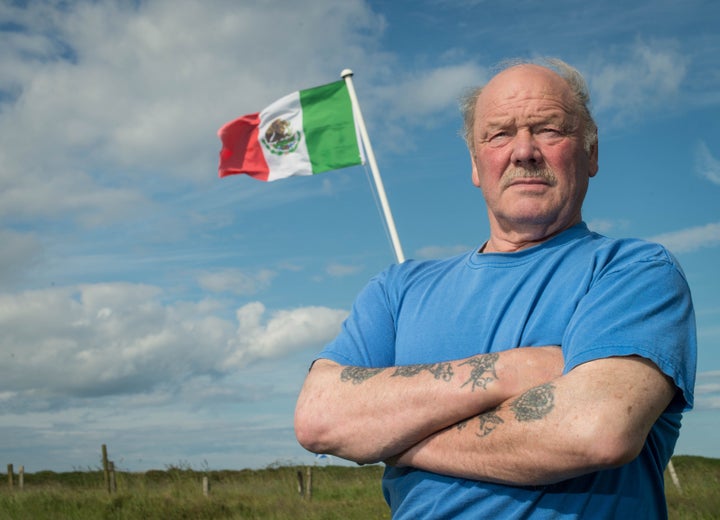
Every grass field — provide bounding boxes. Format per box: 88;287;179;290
1;456;717;519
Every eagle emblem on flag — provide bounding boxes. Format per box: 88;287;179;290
261;118;301;156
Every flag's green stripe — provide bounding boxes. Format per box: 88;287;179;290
299;81;362;173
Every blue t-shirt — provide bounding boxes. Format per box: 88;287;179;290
319;223;697;519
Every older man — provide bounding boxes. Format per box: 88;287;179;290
295;58;696;519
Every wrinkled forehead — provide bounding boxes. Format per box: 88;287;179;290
476;65;575;119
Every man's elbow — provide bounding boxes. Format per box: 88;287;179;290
294;400;332;454
294;409;379;464
294;360;340;454
576;424;647;469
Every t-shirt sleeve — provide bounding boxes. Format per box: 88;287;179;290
562;253;697;412
317;270;397;368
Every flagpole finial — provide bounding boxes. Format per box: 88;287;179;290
341;69;354;78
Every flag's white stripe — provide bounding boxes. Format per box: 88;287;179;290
258;91;313;181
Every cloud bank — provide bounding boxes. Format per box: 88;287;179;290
647;222;720;254
0;283;346;411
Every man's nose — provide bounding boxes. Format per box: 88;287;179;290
510;130;542;166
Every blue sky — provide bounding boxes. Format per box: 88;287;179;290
1;0;719;472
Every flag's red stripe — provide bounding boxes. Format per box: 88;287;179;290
217;112;270;181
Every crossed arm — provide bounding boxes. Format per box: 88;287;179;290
294;349;676;485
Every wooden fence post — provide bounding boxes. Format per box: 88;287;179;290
667;459;682;492
6;464;13;489
202;476;210;497
102;444;111;494
305;466;313;501
296;469;304;496
18;466;24;491
108;461;117;493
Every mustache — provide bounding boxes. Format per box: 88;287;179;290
500;167;557;189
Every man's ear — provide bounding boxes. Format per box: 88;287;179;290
588;141;599;178
470;151;481;187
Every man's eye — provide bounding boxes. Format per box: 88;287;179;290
539;128;563;136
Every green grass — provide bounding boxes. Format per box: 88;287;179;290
0;456;717;519
0;465;389;520
666;456;720;519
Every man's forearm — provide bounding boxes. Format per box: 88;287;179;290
387;382;585;485
388;356;676;485
294;346;563;464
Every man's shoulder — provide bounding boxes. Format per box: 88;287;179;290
584;230;683;272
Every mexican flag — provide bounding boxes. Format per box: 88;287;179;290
218;80;364;181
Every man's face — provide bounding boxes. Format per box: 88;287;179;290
471;65;598;236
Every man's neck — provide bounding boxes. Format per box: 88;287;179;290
482;219;581;253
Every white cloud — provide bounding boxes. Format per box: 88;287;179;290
585;219;630;235
0;229;43;286
0;0;493;229
646;222;720;254
694;371;720;411
588;40;687;120
0;283;346;408
694;141;720;185
326;263;364;277
0;0;387;225
0;167;150;225
224;302;347;368
374;62;488;127
197;268;276;295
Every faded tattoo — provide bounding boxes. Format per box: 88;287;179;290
476;409;504;437
510;383;555;421
455;408;504;437
340;366;384;385
459;353;499;391
392;362;454;381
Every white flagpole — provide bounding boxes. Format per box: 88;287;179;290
341;69;406;264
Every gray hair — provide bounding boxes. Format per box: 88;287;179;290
460;58;598;153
